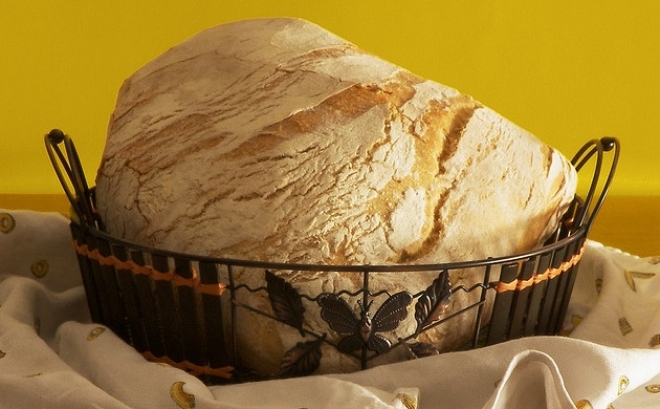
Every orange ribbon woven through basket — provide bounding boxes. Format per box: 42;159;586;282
72;240;227;296
141;351;235;379
493;243;586;294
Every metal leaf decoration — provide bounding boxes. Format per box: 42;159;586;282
279;335;325;378
318;292;412;355
265;270;306;336
414;271;451;335
318;293;359;334
372;292;414;333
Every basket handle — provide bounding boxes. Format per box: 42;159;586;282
570;136;620;233
44;129;100;228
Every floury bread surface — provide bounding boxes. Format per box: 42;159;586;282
96;18;577;374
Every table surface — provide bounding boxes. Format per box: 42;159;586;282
1;194;658;257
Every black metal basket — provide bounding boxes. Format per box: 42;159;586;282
45;129;618;382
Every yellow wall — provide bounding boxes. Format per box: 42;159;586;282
2;0;658;195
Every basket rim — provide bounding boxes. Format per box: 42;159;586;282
71;199;588;273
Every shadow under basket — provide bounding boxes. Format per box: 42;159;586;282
45;130;619;383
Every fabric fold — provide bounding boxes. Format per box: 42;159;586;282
482;349;574;409
2;208;660;409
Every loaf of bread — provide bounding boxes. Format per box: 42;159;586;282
95;17;577;375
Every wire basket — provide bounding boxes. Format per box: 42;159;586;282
45;129;618;382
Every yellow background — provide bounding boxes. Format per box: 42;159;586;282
1;0;658;195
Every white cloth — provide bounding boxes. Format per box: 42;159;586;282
1;208;659;409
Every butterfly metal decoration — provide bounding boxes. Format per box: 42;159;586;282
317;291;413;354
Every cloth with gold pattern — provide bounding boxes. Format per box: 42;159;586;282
1;208;659;409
